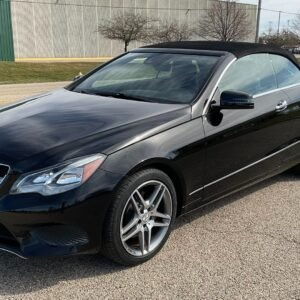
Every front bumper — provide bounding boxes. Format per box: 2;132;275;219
0;169;124;258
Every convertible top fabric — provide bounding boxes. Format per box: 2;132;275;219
142;41;299;65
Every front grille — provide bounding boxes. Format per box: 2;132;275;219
32;225;89;247
0;164;9;185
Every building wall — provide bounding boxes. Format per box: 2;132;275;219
10;0;257;59
0;0;14;61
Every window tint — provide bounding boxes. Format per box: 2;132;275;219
271;54;300;88
219;54;277;95
90;60;158;88
73;53;220;104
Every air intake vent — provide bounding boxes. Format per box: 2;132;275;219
0;164;9;185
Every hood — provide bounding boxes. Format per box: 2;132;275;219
0;89;190;171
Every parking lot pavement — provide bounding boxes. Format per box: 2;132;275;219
0;83;299;299
0;174;298;299
0;82;69;106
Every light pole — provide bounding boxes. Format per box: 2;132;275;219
255;0;262;43
277;11;282;36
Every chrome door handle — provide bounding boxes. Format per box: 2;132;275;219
275;100;288;112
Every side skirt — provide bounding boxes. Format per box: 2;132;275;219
181;141;300;216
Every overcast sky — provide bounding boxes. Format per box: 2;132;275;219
241;0;300;33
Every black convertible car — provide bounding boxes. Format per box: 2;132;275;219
0;41;299;265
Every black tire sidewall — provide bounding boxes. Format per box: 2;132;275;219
292;164;300;175
106;169;177;266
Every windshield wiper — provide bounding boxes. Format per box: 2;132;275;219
77;89;99;96
78;90;91;94
106;92;152;102
76;89;154;103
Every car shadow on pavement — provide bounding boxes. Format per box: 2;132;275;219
0;253;125;296
0;173;297;296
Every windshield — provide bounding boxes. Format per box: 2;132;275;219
71;52;220;104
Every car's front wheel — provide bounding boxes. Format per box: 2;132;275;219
102;169;177;266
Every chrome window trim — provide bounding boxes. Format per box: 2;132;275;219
253;82;300;98
203;58;237;115
189;140;300;196
203;55;300;115
0;163;10;185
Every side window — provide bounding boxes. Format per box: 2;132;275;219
218;54;277;95
270;54;300;88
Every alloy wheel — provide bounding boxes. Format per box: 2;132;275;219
120;180;173;257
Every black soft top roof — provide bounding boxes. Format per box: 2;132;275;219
142;41;299;65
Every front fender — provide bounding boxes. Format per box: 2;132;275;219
101;118;207;208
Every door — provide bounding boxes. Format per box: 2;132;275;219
202;53;295;202
270;54;300;163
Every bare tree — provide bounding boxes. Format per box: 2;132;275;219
260;29;300;47
292;15;300;36
147;20;193;43
194;0;252;42
98;12;153;52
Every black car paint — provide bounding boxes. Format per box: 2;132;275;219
0;50;299;258
203;90;298;200
0;89;190;171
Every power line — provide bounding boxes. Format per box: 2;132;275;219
262;7;300;16
4;0;258;11
3;0;300;17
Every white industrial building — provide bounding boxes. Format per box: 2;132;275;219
4;0;257;60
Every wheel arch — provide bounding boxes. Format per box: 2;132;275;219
126;158;187;216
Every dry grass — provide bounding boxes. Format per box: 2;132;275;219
0;62;101;85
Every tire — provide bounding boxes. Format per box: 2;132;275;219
291;164;300;175
102;168;177;266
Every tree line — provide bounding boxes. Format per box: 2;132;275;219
260;15;300;49
98;0;252;52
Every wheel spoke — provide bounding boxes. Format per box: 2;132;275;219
135;190;148;209
153;186;166;210
131;197;141;216
149;184;163;206
122;225;140;242
152;211;171;220
139;227;145;255
121;217;139;235
146;225;152;252
153;221;170;228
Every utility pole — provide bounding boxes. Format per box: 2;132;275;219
255;0;262;43
277;11;282;36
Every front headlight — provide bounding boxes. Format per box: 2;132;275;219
11;154;106;196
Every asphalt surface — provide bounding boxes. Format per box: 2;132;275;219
0;82;69;106
0;83;299;299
